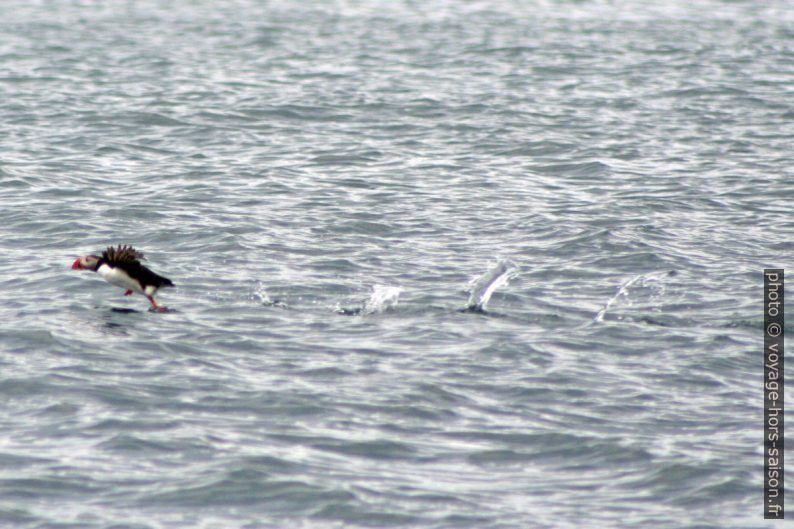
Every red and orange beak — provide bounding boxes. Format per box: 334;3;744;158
71;258;82;270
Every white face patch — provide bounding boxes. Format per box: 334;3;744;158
80;256;100;269
97;264;144;294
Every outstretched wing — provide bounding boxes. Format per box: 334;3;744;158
102;245;146;265
101;245;173;289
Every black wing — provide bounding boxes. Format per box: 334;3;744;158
117;261;174;288
102;245;146;265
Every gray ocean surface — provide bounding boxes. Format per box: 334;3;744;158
0;1;791;528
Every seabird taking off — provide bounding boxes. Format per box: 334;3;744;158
72;245;174;312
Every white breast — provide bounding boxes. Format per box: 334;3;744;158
96;264;143;294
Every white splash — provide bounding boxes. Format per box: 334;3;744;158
594;270;674;322
360;284;402;315
251;281;287;308
465;259;519;312
252;281;272;304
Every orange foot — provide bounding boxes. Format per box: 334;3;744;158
147;296;169;313
124;290;133;296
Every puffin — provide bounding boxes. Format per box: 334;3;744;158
72;245;174;311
